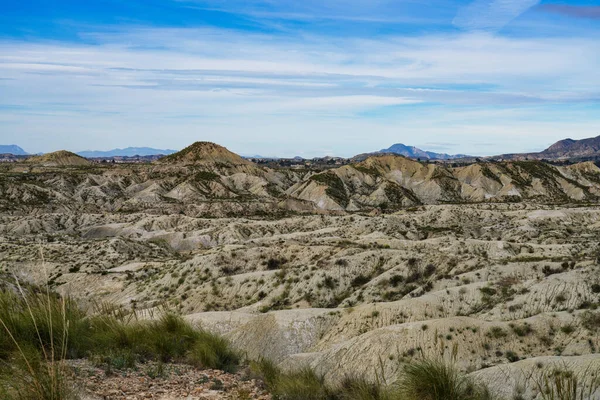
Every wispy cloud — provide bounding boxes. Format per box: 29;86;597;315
1;17;599;156
538;5;600;20
453;0;541;31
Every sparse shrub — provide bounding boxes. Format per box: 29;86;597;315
555;293;567;304
266;258;286;270
323;276;336;289
487;326;508;339
335;259;349;267
423;264;437;277
543;265;564;277
351;275;371;287
510;323;534;337
560;325;575;335
389;275;404;287
479;287;497;297
580;311;600;331
505;351;520;362
251;356;495;400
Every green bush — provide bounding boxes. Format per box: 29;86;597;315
187;331;240;372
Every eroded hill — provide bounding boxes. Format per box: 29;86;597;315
2;143;600;217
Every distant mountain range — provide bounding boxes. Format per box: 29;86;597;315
4;135;600;162
0;145;28;155
373;136;600;162
379;143;471;160
77;147;177;158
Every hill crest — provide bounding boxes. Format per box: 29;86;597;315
157;142;250;165
27;150;92;166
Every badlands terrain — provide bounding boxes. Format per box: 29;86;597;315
1;142;600;398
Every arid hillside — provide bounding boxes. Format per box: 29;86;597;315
2;142;600;217
1;143;600;398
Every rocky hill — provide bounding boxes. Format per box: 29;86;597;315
489;135;600;161
2;147;600;216
543;135;600;158
288;155;600;211
157;142;250;166
26;150;92;167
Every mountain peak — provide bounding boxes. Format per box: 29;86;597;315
379;143;470;160
158;142;249;165
0;145;28;155
543;135;600;156
545;138;576;153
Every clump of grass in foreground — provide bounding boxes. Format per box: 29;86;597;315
396;359;494;400
0;287;86;361
0;282;75;400
250;359;331;400
0;346;75;400
0;279;241;399
187;330;241;373
250;358;495;400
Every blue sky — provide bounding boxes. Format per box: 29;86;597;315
0;0;599;157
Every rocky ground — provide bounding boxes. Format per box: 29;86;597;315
69;361;270;400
